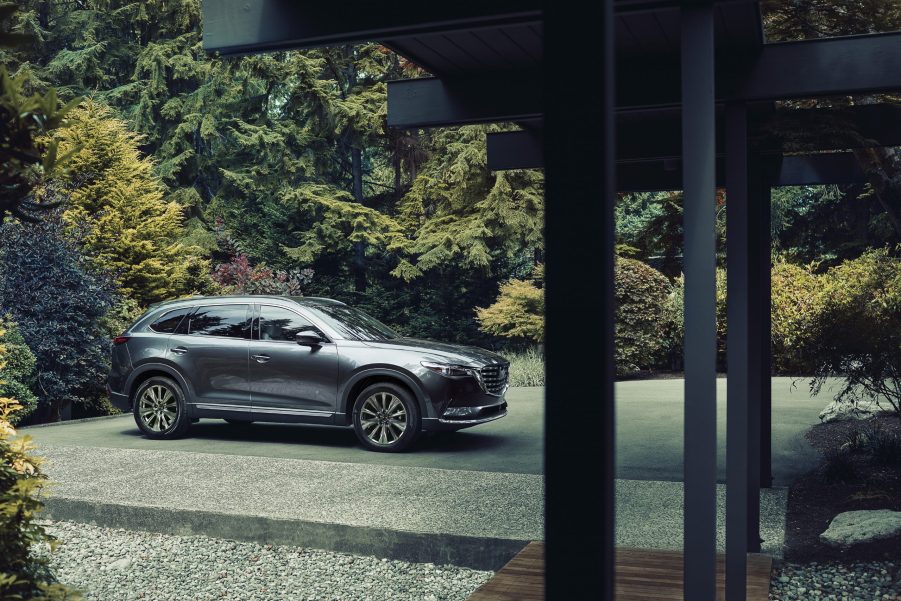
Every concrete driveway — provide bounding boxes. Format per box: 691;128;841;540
615;377;825;485
25;378;825;483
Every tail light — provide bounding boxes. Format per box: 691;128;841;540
113;336;130;345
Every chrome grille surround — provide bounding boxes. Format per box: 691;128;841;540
479;363;509;396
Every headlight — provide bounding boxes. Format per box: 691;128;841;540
420;361;479;378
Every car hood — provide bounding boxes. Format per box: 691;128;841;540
362;337;508;367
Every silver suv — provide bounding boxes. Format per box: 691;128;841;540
108;296;509;452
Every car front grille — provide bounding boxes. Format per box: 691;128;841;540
480;364;509;395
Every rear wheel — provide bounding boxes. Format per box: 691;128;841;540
133;376;190;439
352;383;420;452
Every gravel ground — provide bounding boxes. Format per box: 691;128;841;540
39;521;493;601
770;560;900;600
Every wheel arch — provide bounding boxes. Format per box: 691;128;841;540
338;368;431;425
126;363;194;409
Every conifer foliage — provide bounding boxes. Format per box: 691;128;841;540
48;100;210;305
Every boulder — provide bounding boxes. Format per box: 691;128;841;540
819;509;901;546
818;399;891;423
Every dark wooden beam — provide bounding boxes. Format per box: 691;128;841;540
387;33;901;127
731;32;901;102
614;153;867;192
777;152;866;185
486;131;543;170
387;75;541;129
202;0;541;55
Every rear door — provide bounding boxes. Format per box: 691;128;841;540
167;304;251;410
248;304;339;421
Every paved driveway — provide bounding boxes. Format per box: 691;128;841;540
25;378;825;483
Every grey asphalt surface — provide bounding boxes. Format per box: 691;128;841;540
25;378;826;484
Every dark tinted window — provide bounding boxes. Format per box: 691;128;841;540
189;305;250;338
258;306;314;342
304;304;397;341
150;307;192;334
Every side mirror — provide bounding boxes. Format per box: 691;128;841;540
296;328;326;346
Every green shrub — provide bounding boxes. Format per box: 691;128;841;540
771;260;823;375
615;258;673;376
807;248;901;418
476;265;544;343
661;268;727;370
505;347;545;387
0;319;37;425
0;363;80;600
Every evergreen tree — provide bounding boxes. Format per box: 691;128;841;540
48;100;210;305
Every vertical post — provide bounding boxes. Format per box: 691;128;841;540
726;103;749;601
745;155;771;553
544;1;615;600
682;3;717;600
759;179;773;490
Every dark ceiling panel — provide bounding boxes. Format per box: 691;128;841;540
617;12;673;57
419;33;487;73
503;23;542;62
464;30;519;70
387;36;465;75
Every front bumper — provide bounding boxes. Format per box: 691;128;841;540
423;400;508;431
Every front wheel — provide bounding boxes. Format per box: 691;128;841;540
352;383;420;452
133;376;191;439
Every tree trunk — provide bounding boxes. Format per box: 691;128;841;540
351;147;367;292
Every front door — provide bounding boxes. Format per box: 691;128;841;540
249;304;339;421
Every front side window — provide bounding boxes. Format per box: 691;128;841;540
189;305;250;338
149;307;192;334
258;306;315;342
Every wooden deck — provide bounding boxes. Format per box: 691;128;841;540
467;543;772;601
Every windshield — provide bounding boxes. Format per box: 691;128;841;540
305;303;398;341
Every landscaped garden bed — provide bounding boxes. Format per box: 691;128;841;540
784;415;901;563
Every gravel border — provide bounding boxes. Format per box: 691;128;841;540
770;559;899;600
39;521;493;601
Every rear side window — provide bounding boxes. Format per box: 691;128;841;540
189;305;250;338
149;307;192;334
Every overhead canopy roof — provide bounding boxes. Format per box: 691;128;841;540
202;0;901;190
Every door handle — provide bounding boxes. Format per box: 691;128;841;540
252;354;271;363
170;347;188;355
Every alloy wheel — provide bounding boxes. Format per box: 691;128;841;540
359;392;407;445
138;384;178;432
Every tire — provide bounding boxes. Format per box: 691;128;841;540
352;382;420;452
132;376;191;439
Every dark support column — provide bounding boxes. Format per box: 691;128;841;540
759;180;773;489
745;157;764;554
682;3;717;600
725;103;750;601
544;1;615;600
